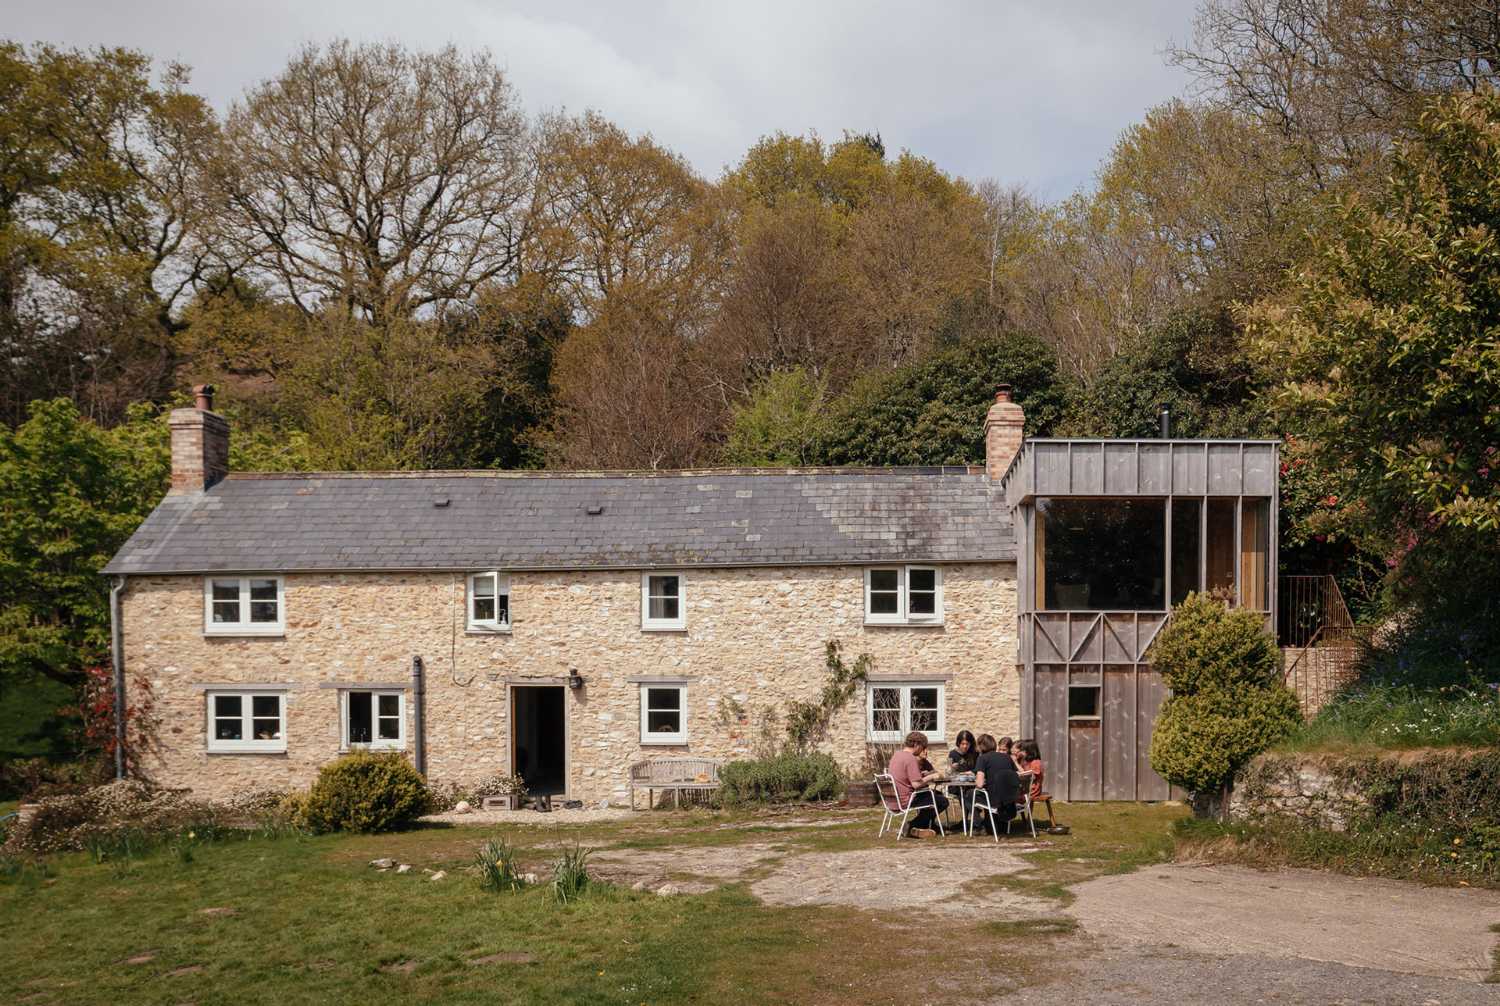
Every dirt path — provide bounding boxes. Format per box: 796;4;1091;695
1067;863;1500;983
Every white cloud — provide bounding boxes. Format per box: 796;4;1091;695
6;0;1193;196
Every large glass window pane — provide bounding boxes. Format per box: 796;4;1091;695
1170;499;1202;606
868;569;900;615
909;687;939;732
1240;498;1270;610
1206;498;1237;595
248;579;279;623
871;687;901;734
348;691;372;743
1036;499;1166;610
211;580;241;623
907;569;937;615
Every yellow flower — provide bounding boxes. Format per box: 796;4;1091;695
1453;837;1463;846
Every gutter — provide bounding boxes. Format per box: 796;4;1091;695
411;655;426;776
109;575;127;780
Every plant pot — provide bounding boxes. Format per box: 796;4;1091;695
480;794;519;811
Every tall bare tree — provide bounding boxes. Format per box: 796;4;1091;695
213;41;531;326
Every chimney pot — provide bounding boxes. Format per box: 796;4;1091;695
193;384;215;412
995;384;1013;403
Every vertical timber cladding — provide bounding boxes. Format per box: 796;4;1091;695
1007;437;1280;802
1027;615;1173;802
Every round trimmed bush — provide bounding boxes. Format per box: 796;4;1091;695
300;752;429;834
1148;593;1302;812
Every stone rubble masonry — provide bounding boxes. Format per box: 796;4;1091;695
124;563;1020;806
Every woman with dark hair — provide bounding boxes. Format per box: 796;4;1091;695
948;730;978;772
972;733;1020;835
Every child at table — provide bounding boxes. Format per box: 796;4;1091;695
1015;739;1045;803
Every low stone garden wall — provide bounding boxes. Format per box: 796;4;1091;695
1230;747;1500;835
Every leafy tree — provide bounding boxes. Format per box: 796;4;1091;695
0;400;168;687
1252;90;1500;535
0;43;218;425
722;368;830;466
813;334;1068;466
213;40;530;326
1058;310;1262;438
1148;593;1302;816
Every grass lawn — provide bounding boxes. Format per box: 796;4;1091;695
1;802;1186;1005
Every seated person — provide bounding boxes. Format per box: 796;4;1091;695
948;730;978;773
887;730;947;837
972;733;1021;833
1015;739;1045;803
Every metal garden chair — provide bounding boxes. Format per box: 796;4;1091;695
874;773;945;840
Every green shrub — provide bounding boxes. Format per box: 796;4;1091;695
718;752;844;805
1148;593;1302;810
299;753;429;834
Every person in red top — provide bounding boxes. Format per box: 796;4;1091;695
886;730;946;837
1015;739;1044;802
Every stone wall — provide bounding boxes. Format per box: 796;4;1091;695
1229;753;1372;831
123;563;1019;805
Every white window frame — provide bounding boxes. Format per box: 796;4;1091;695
340;689;406;751
640;572;687;631
203;575;285;636
863;566;944;625
639;683;688;744
466;571;511;632
205;690;287;753
866;682;946;743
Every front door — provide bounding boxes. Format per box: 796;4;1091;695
510;686;566;796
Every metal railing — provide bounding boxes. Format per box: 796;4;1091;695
1277;574;1355;648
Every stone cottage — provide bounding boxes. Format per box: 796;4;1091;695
103;387;1029;806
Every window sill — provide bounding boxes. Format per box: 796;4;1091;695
640;624;687;633
465;626;512;635
862;619;945;628
640;737;688;746
340;744;406;754
207;747;288;756
204;627;286;638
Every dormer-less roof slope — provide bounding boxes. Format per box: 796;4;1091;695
103;468;1013;575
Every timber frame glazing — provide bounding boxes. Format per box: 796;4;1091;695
999;438;1281;802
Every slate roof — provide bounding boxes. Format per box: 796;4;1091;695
103;468;1014;575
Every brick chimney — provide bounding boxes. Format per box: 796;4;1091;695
984;384;1025;481
169;384;229;493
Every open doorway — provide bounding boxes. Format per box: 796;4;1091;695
511;686;566;796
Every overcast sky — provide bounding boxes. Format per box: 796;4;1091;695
8;0;1196;198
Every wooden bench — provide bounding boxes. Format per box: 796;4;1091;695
629;757;721;810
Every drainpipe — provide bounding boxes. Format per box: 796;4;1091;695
1159;404;1172;439
411;654;426;776
109;575;127;780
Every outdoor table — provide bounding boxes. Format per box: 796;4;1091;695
943;779;977;835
